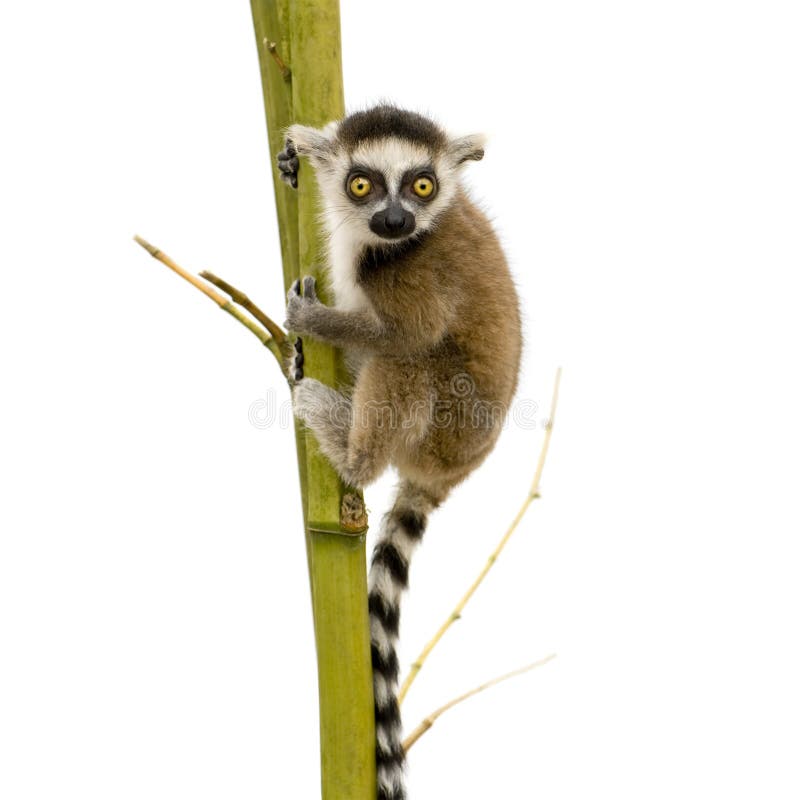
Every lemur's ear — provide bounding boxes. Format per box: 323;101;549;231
448;133;487;165
286;122;338;163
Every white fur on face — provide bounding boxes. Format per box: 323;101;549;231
351;138;431;199
347;136;460;222
315;136;463;311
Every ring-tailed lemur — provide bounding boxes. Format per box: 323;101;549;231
277;105;521;800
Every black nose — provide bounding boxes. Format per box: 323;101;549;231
385;205;406;231
369;204;416;239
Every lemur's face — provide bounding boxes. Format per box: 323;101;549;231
286;108;485;249
320;136;463;245
337;138;452;242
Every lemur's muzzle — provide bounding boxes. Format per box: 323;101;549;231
370;203;416;239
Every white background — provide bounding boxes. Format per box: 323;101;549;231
1;1;799;797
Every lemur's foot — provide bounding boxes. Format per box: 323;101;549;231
292;377;326;423
290;336;304;382
277;139;299;188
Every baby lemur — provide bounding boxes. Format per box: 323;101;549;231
277;105;521;800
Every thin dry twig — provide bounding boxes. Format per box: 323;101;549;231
265;39;291;81
199;269;289;354
133;235;286;369
398;368;562;705
402;654;557;752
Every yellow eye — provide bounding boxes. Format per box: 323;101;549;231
349;176;372;198
412;176;435;198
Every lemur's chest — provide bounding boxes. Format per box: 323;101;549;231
326;227;372;312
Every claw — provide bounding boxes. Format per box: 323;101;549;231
292;337;305;381
278;154;299;171
302;275;317;300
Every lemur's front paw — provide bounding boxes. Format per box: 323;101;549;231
277;139;299;189
284;276;321;334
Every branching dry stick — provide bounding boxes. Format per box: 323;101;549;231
402;653;557;752
199;269;290;356
133;236;286;370
398;367;562;706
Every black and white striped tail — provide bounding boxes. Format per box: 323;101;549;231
369;481;439;800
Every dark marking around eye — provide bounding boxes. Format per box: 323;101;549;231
345;166;387;199
401;166;435;186
401;168;437;201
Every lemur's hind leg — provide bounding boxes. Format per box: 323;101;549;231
291;338;352;474
341;372;395;488
342;414;392;488
291;337;393;488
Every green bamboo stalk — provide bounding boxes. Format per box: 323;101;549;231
250;3;376;798
250;0;298;287
250;0;309;531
